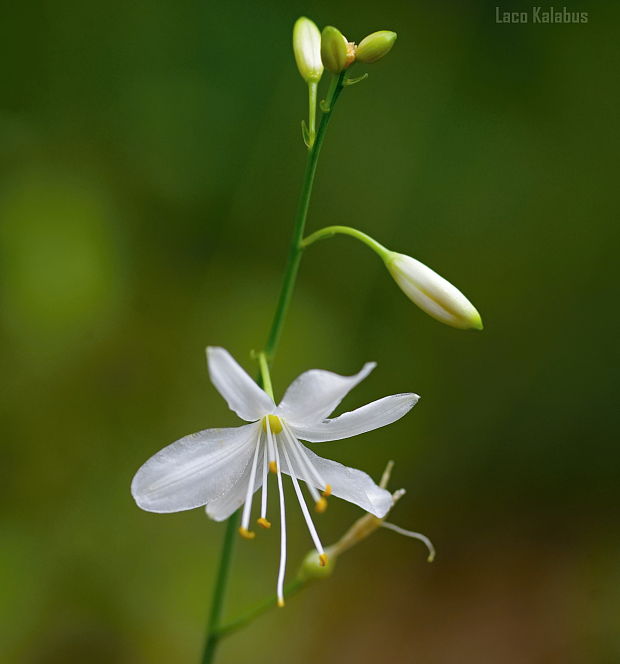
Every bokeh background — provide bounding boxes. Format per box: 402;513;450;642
2;1;618;662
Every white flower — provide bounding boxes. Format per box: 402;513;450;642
385;251;483;330
131;347;419;605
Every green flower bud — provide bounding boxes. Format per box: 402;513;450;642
320;26;349;73
293;17;323;83
356;30;397;64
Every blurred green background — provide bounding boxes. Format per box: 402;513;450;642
1;1;618;662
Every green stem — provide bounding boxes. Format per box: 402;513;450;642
200;72;346;664
257;352;274;400
201;510;240;663
216;578;307;639
301;225;391;260
307;81;317;147
264;72;346;362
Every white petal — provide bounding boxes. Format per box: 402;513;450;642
280;444;392;518
131;423;260;513
277;362;376;425
206;445;264;521
290;393;419;442
207;347;275;421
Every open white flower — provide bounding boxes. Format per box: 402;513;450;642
132;347;419;605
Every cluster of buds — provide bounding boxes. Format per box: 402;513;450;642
293;17;398;148
293;17;398;82
321;26;397;73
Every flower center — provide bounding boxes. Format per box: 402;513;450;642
262;414;283;434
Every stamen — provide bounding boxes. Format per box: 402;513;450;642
239;427;262;537
323;484;332;497
257;517;271;529
281;424;327;508
381;521;436;562
260;444;269;521
264;417;278;473
319;553;328;567
280;444;326;562
267;417;287;608
315;497;328;513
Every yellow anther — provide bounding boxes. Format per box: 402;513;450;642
238;527;255;540
257;517;272;529
322;484;332;497
262;415;283;434
319;553;328;567
269;461;278;474
277;598;285;608
315;497;328;513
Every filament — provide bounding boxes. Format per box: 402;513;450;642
239;430;262;535
267;418;287;606
280;444;326;564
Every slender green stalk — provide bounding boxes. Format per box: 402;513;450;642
302;225;390;259
307;81;317;146
216;578;307;639
258;352;274;399
264;72;346;362
200;72;346;664
201;510;240;663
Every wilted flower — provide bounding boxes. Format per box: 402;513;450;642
299;460;435;581
385;251;483;330
132;347;419;606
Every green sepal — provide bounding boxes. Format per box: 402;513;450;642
301;120;311;149
344;72;369;87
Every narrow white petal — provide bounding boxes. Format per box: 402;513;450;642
132;423;260;513
278;362;376;425
207;347;275;421
290;393;419;443
206;442;264;521
280;444;393;518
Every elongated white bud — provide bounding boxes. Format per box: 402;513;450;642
385;252;483;330
293;17;323;83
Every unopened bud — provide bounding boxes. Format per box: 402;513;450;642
321;26;349;73
385;252;483;330
293;17;323;83
356;30;397;64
